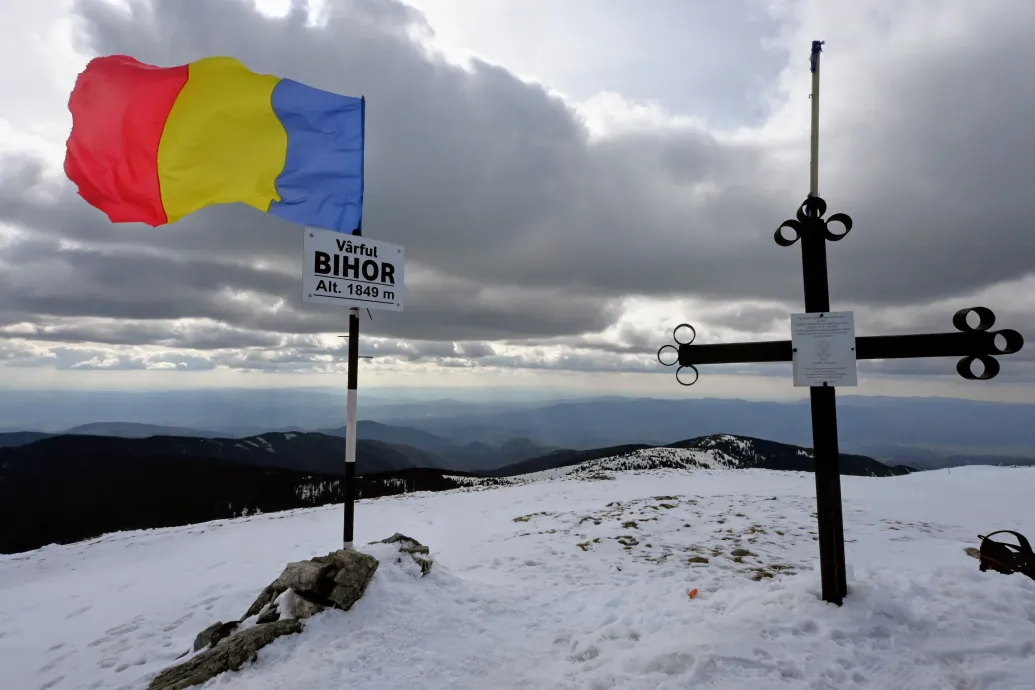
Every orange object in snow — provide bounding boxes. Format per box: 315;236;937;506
688;588;698;599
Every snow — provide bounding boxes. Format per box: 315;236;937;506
450;446;750;490
2;465;1034;690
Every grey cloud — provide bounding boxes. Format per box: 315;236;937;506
0;211;617;340
0;231;296;323
0;340;216;370
455;341;495;358
64;352;218;371
699;304;790;334
0;0;1032;361
0;315;285;349
0;340;56;363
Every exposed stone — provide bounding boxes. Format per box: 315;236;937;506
282;588;328;620
410;553;433;576
373;532;434;576
256;606;280;625
243;560;328;620
324;551;381;609
192;620;239;652
377;532;426;550
148;619;303;690
243;548;379;620
154;537;429;688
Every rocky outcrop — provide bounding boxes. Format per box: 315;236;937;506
150;619;303;690
148;535;432;690
243;548;380;623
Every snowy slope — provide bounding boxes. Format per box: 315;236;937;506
449;437;805;487
2;465;1034;690
481;445;747;485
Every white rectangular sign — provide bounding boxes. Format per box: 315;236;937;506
302;228;405;311
791;311;857;387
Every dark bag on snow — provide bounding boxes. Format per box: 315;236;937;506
977;530;1035;581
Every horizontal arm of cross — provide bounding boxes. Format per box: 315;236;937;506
658;307;1024;384
676;329;1017;365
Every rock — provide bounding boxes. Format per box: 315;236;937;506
409;552;433;576
243;560;326;620
148;619;303;690
278;587;328;620
256;606;280;625
243;549;379;620
257;587;329;624
154;539;433;688
373;533;434;576
376;532;427;552
192;620;239;652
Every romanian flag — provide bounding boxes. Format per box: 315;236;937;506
63;55;365;233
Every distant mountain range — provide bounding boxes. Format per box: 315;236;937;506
4;390;1035;470
366;396;1035;470
483;434;913;479
61;421;228;438
313;421;559;471
0;388;549;436
0;421;558;472
0;431;448;475
0;429;915;555
6;401;1035;472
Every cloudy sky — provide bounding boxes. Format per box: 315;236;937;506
0;0;1032;401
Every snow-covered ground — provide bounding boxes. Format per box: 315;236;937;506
446;444;756;488
2;466;1034;690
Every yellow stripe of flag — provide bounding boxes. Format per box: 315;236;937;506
157;57;288;223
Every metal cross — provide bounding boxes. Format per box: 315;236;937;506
657;194;1024;605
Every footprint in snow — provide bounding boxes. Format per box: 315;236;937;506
162;613;194;632
38;650;74;673
104;616;144;636
114;656;148;673
63;605;92;619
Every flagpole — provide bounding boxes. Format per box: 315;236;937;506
809;41;822;197
343;95;366;550
343;305;358;550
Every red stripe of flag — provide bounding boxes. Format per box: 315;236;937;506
63;55;188;226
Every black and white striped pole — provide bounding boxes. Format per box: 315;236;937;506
344;301;359;550
338;329;372;552
343;94;368;550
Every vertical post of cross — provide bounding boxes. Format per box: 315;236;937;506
802;40;848;604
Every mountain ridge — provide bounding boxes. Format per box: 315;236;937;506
0;431;449;475
0;431;913;555
478;433;914;483
0;421;558;473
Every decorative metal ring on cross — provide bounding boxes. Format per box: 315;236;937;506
952;306;1025;380
774;195;853;247
657;324;699;386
